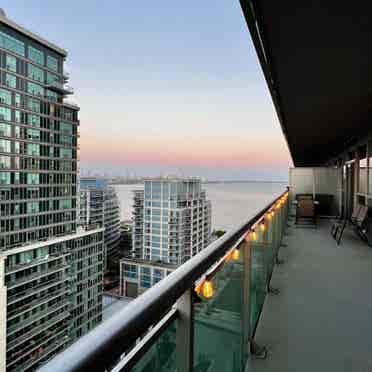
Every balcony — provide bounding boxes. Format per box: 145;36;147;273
7;290;70;320
7;276;68;306
246;218;372;372
39;191;289;372
7;299;70;335
7;263;69;290
9;330;69;372
46;81;74;95
7;311;70;352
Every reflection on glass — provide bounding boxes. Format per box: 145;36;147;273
193;249;244;372
131;321;177;372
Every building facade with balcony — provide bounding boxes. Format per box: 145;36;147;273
0;10;104;372
37;3;372;372
121;177;211;297
79;178;121;260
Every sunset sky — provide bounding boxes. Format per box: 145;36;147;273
5;1;291;180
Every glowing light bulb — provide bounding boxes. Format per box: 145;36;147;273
232;248;240;261
202;280;214;298
267;212;272;221
260;220;266;232
251;229;257;241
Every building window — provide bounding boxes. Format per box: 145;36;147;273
61;122;73;135
28;64;44;82
60;135;72;145
5;73;16;89
27;173;39;185
0;123;11;137
5;54;17;72
27;114;40;127
60;148;72;158
46;71;61;87
124;264;138;279
60;199;72;209
0;156;10;169
14;94;21;108
27;97;40;113
26;143;40;156
27;201;39;213
14;110;20;123
27;81;44;97
46;89;58;102
27;128;40;140
0;139;11;153
140;266;151;288
153;268;164;284
0;89;11;106
0;31;25;56
0;172;11;185
28;46;44;65
47;55;58;72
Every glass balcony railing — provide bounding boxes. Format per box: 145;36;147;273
40;190;289;372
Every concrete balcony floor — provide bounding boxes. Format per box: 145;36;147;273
247;218;372;372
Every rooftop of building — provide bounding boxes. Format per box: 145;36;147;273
80;177;108;190
102;294;133;321
143;176;201;182
0;8;67;57
120;256;179;270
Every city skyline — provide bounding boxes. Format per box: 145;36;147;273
2;1;291;181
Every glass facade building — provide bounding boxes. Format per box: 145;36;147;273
0;10;104;372
121;177;211;297
79;178;121;259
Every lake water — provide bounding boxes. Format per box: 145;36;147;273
113;182;287;231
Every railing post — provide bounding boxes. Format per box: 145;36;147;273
176;289;194;372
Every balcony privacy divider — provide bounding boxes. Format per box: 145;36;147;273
39;189;289;372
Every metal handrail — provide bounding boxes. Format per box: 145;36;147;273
39;189;287;372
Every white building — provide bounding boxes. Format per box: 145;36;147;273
121;177;211;297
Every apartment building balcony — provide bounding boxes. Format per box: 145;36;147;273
6;252;70;275
46;81;74;95
7;311;70;352
13;336;68;372
7;276;68;306
40;2;372;372
7;263;69;290
7;299;70;336
10;329;69;372
7;290;70;320
40;191;290;372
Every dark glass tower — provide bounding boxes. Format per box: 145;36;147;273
0;10;104;372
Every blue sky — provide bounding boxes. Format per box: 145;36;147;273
3;1;291;180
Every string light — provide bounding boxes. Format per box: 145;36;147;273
267;212;272;221
260;219;266;232
202;280;214;298
232;248;240;261
251;229;257;241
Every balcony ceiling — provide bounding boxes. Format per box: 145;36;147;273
241;1;372;166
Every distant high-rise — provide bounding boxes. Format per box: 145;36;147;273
79;178;121;259
0;10;104;372
121;177;211;297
